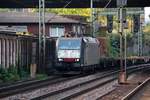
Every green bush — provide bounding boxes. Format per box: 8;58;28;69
107;34;120;57
18;66;29;79
0;64;49;82
36;74;48;80
0;66;20;82
8;65;20;81
0;65;30;82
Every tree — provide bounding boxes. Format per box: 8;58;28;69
46;8;91;17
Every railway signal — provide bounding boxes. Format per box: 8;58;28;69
118;8;126;33
133;14;140;33
107;15;113;33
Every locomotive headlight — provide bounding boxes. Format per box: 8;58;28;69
58;58;63;61
76;58;79;61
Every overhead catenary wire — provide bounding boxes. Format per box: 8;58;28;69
91;0;112;37
104;0;112;8
48;0;73;22
38;0;73;72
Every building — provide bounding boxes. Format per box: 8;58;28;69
0;12;87;37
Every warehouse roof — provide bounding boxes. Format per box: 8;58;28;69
0;12;82;24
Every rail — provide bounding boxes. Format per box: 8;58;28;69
122;77;150;100
32;64;150;100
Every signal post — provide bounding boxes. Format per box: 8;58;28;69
117;0;127;84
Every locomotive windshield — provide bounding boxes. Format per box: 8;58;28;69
58;39;81;50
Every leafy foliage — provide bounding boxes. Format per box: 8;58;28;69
46;8;91;17
108;34;120;57
18;66;29;79
0;66;20;82
143;24;150;55
0;65;29;82
36;74;48;80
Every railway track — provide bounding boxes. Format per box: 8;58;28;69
122;77;150;100
0;69;118;99
1;64;150;100
0;78;37;87
32;71;117;100
32;64;150;100
0;75;83;98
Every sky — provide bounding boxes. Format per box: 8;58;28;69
145;7;150;23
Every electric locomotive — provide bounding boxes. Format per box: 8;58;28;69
55;37;100;72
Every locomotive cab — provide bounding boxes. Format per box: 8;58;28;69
55;37;82;71
55;37;100;72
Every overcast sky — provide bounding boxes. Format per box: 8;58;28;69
145;7;150;23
